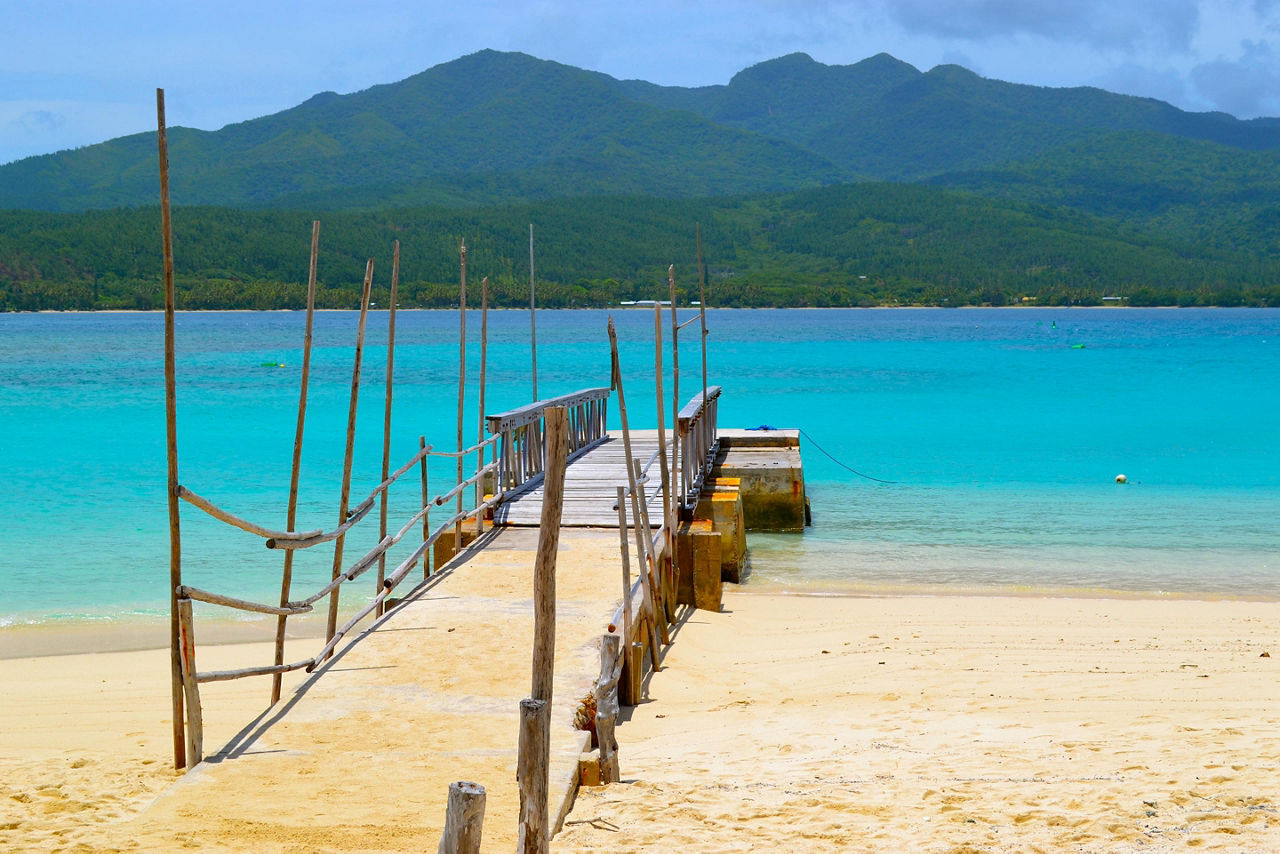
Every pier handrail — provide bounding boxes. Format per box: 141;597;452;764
676;385;722;510
175;444;432;549
172;430;509;763
486;386;609;493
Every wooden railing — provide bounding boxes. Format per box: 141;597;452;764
676;385;722;510
486;387;609;493
172;434;503;767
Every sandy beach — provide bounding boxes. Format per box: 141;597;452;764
558;592;1279;852
2;590;1277;852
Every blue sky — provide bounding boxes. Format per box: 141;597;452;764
3;0;1279;165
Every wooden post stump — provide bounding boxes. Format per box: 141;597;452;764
438;780;485;854
517;697;550;854
595;633;621;784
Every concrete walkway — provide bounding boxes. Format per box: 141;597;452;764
112;526;634;852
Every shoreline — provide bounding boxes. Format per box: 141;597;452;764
15;304;1275;315
5;581;1280;659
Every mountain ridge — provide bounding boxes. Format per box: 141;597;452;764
4;49;1279;214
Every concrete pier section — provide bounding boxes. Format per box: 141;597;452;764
712;428;808;532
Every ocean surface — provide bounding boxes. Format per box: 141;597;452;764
2;307;1277;628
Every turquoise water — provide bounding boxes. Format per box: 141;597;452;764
1;308;1277;626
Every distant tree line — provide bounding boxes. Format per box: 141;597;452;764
3;184;1279;311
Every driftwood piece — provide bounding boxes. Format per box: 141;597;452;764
437;780;485;854
177;585;311;617
517;697;550;854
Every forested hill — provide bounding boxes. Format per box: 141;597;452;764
4;184;1277;312
3;50;1280;309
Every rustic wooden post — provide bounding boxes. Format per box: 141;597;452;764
156;88;186;770
475;276;488;537
630;457;669;651
376;241;401;617
325;259;374;651
531;406;567;701
517;698;550;854
272;220;319;703
529;223;538;401
595;633;622;784
652;302;676;624
455;240;467;557
696;224;708;424
613;486;632;668
438;780;486;854
518;405;567;854
607;319;663;673
176;596;202;769
419;435;430;578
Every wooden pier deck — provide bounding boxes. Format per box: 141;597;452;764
494;434;666;528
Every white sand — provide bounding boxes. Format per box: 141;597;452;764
2;591;1278;852
556;592;1280;852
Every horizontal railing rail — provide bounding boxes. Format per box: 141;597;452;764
675;385;722;510
487;387;609;494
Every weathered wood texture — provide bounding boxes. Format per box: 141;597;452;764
517;697;550;854
594;633;622;784
437;780;486;854
273;219;319;703
492;436;665;527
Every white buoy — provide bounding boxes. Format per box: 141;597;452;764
1115;474;1128;484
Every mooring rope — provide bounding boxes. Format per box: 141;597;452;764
747;425;900;484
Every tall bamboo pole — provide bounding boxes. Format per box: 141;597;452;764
696;224;708;414
325;259;374;652
455;241;467;555
668;264;680;514
157;88;185;770
652;300;673;623
376;241;400;617
529;223;538;401
476;276;489;536
419;435;430;578
271;220;319;703
607;319;662;673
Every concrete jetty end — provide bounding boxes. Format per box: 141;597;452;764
714;429;808;533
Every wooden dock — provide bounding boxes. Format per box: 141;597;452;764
494;434;666;528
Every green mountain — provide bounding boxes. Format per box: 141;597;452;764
5;49;1280;215
0;51;841;212
3;49;1280;310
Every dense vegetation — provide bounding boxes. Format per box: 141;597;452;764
3;50;1280;310
3;184;1277;312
